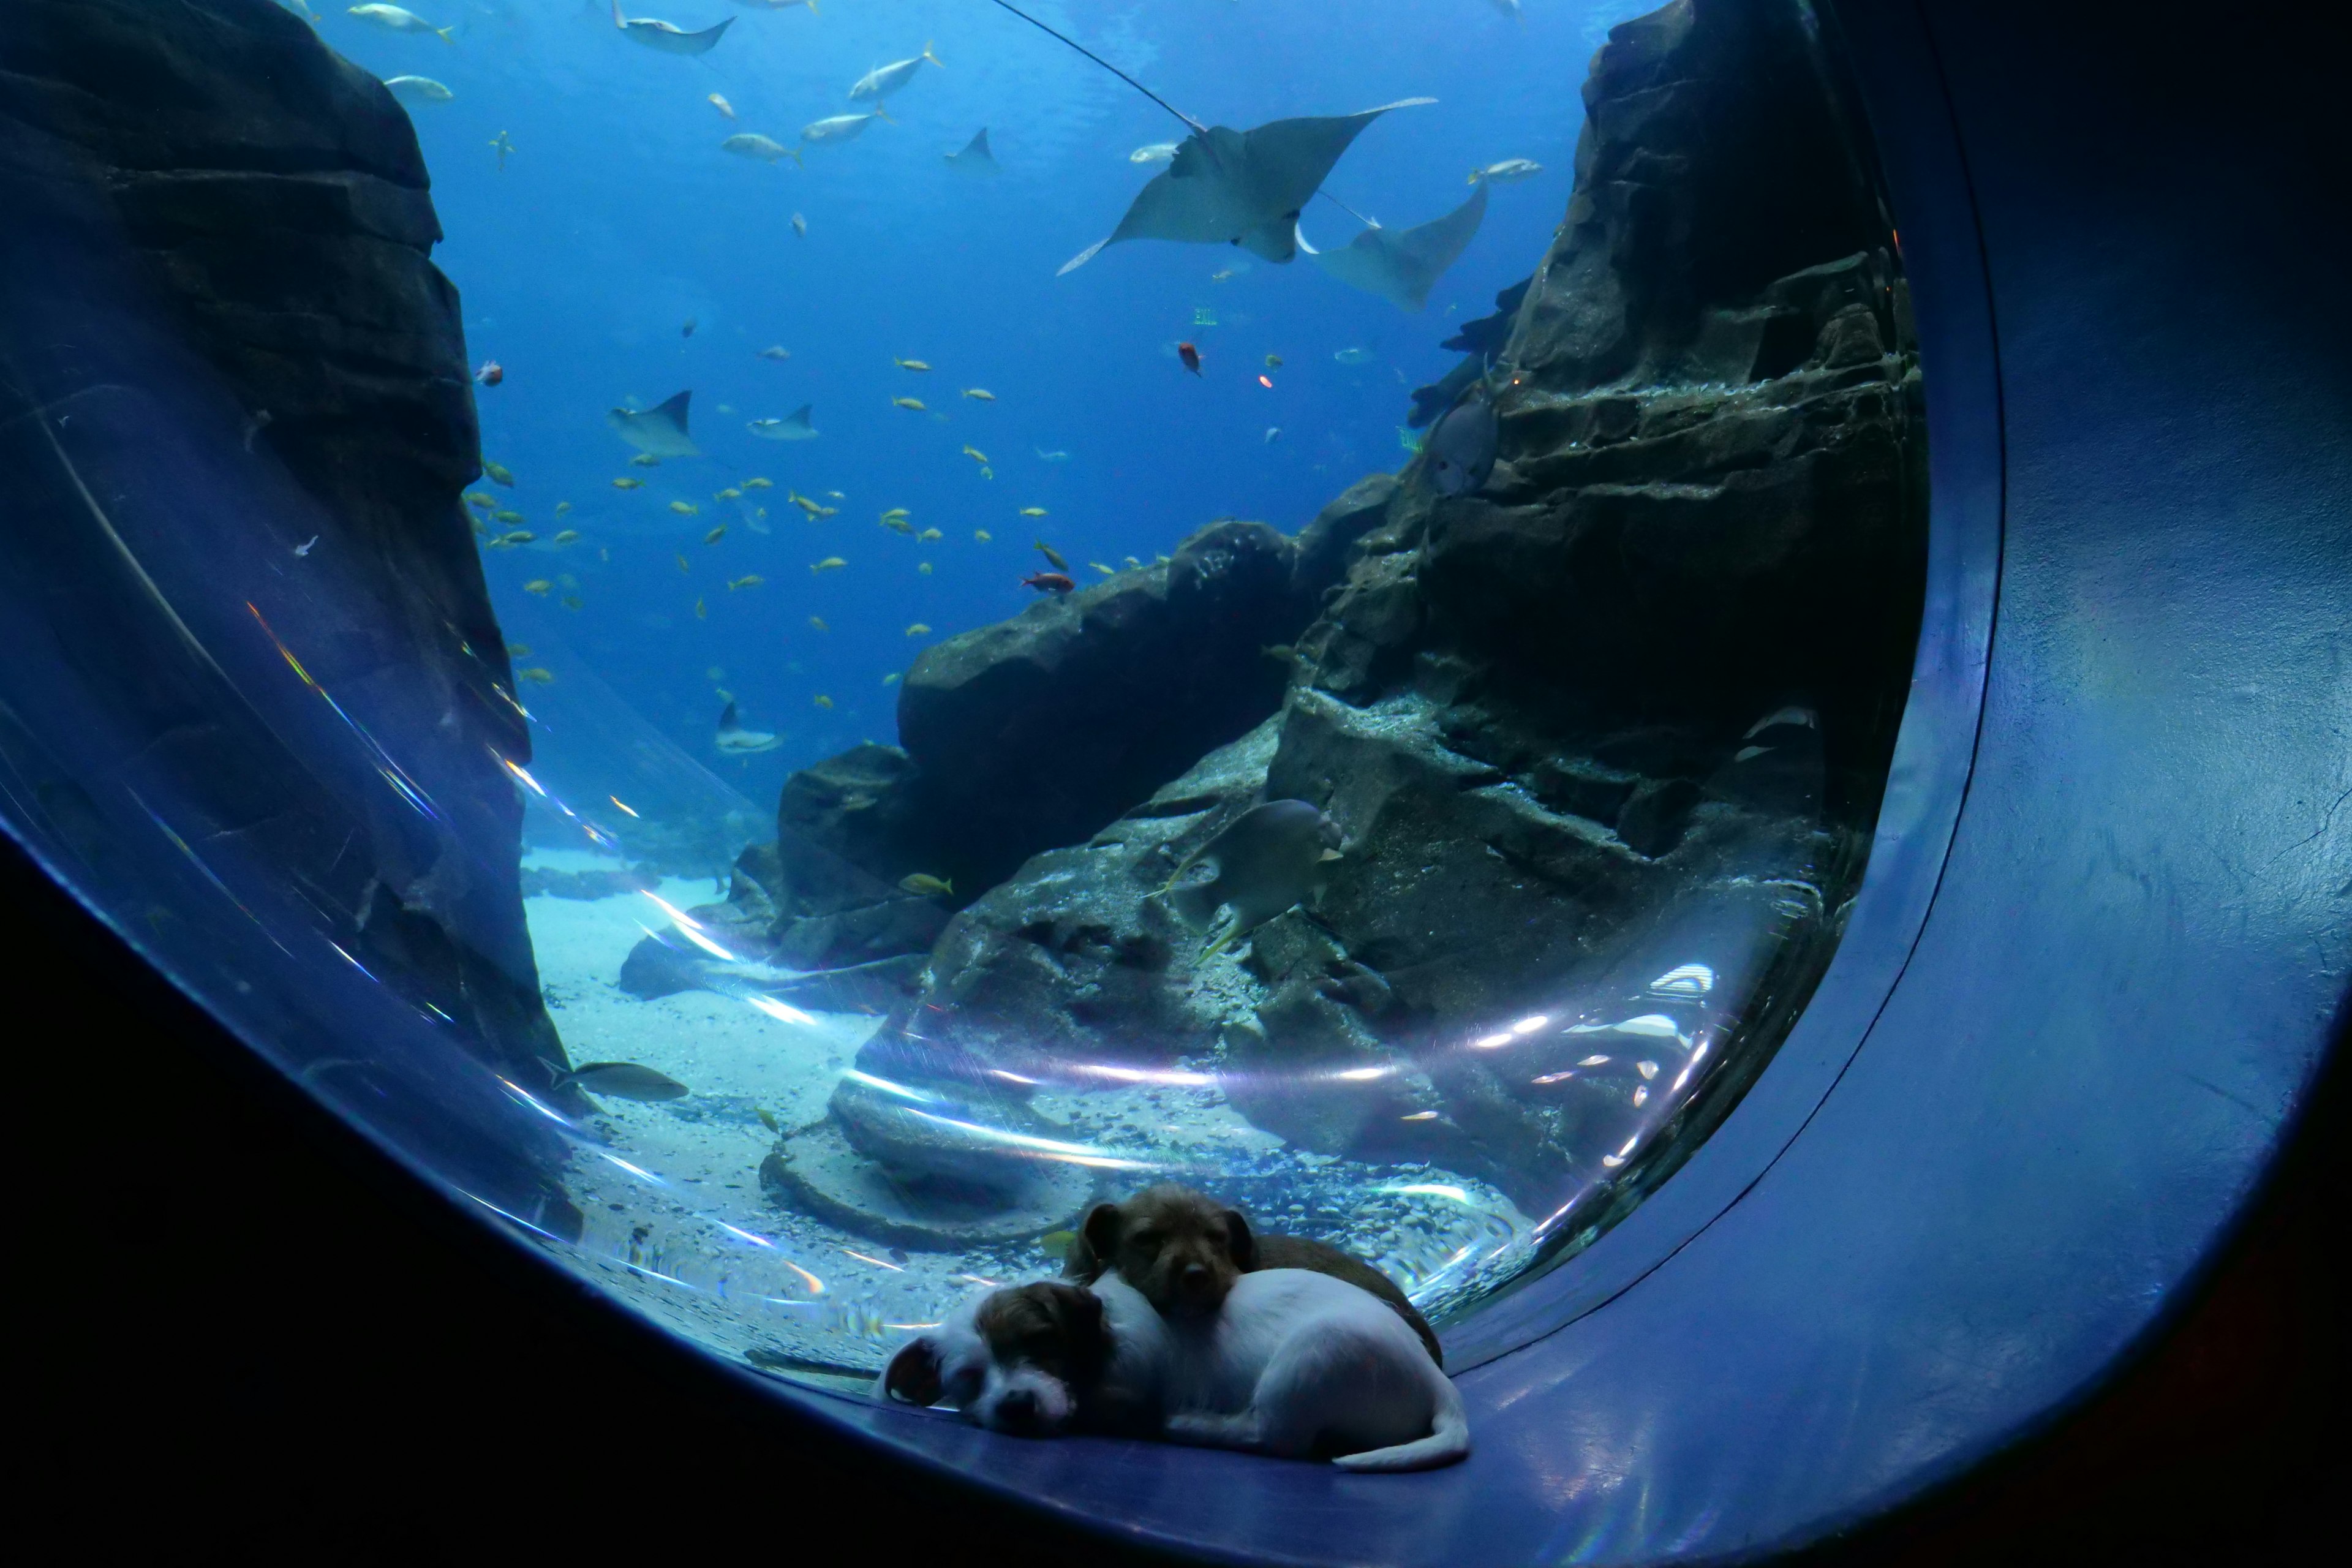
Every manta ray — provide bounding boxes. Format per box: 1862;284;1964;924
611;0;733;55
944;127;997;176
1058;98;1435;275
608;391;699;458
1300;179;1488;312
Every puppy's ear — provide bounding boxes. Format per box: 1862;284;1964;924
1223;1206;1257;1270
880;1336;943;1408
1044;1283;1109;1381
1075;1201;1123;1280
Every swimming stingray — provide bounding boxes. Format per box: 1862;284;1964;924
944;127;998;176
747;405;816;441
1058;99;1436;275
714;700;782;756
1299;179;1487;312
608;391;699;458
610;0;733;55
1162;799;1344;959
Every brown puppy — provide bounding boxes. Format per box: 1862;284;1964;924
1066;1183;1443;1366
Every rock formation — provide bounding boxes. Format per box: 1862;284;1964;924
760;0;1923;1227
1;0;578;1218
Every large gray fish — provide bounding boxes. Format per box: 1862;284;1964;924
944;127;997;177
608;390;699;458
1060;98;1436;275
715;699;782;755
747;404;816;441
849;42;942;101
611;1;733;55
723;133;801;165
1300;180;1487;313
1164;799;1344;958
549;1061;690;1101
801;108;890;143
1425;384;1498;496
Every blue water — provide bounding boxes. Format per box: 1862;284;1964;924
320;0;1643;801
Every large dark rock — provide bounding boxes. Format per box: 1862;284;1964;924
0;1;576;1215
824;0;1924;1215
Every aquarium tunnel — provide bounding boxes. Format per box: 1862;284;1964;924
1;0;2342;1558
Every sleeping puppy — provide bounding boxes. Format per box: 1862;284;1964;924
1160;1267;1469;1471
879;1268;1468;1471
876;1273;1170;1438
1068;1183;1444;1366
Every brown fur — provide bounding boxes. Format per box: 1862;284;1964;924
972;1281;1110;1392
1067;1183;1443;1366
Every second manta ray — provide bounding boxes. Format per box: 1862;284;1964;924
714;700;782;755
1060;99;1436;274
1300;180;1488;312
608;390;699;458
611;0;733;55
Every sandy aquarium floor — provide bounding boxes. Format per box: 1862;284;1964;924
518;848;1534;1390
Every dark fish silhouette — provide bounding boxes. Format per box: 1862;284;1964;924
1163;799;1343;957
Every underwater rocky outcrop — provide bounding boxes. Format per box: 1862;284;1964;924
786;0;1924;1220
0;2;571;1104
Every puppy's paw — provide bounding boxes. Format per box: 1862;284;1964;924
1166;1411;1261;1450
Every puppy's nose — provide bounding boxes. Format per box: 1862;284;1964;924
1180;1262;1214;1298
997;1388;1039;1430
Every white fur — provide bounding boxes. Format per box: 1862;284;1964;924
876;1275;1171;1436
1159;1268;1469;1471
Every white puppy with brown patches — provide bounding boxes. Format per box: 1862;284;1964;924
878;1268;1466;1471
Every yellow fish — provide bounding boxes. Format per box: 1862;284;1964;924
917;562;932;575
1125;556;1142;568
978;466;993;480
716;488;742;502
708;92;736;119
905;622;932;636
1265;354;1284;369
962;388;995;401
483;461;515;486
552;530;581;545
810;556;846;573
812;694;834;710
704;525;727;544
882;672;900;686
894;358;932;372
554;501;574;517
1020;507;1047;518
473;519;491;537
1033;540;1069;570
973;529;993;542
516;667;555;684
611;477;644;490
728;575;764;591
880;507;911;522
464;492;494;510
631;453;661;467
743;477;773;490
522;579;552;595
881;518;914;537
561;595;583;611
1091;562;1115;575
694;597;707;619
891;397;925;412
899;873;954;897
962;445;989;464
507;643;531;657
496;529;535;545
669;501;698;516
493;510;525;525
676;554;691;573
917;527;942;541
809;616;829;631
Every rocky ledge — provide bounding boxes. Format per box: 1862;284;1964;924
668;0;1923;1237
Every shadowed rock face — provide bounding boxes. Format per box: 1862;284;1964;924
822;0;1924;1215
0;2;569;1110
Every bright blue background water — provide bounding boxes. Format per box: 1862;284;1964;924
317;0;1643;805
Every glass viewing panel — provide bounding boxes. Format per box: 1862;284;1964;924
0;0;1924;1390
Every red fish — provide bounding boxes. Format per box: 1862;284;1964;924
473;360;503;386
1177;341;1201;375
1021;571;1076;594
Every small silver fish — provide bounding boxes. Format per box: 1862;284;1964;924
849;42;943;102
550;1060;690;1101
